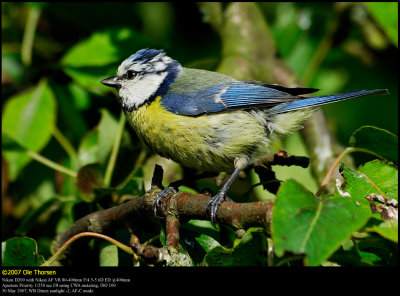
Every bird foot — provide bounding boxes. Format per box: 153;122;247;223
152;186;177;217
205;191;230;227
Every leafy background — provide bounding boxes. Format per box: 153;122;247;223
1;2;398;266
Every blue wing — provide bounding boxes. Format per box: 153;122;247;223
270;89;389;114
161;82;318;116
161;81;388;116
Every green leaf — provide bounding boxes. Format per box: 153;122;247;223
202;227;268;266
61;28;143;67
358;251;382;265
365;2;398;47
2;237;44;266
77;129;99;166
78;109;119;166
61;27;150;94
340;160;398;207
272;179;371;266
2;53;24;83
117;171;145;196
331;234;396;266
51;83;89;143
179;222;220;264
63;67;114;95
2;79;56;151
98;109;120;164
15;198;62;236
271;3;304;58
2;132;25;152
26;2;48;10
195;234;220;252
159;227;166;247
99;242;119;267
68;82;91;111
2;79;56;179
366;220;398;243
349;126;398;163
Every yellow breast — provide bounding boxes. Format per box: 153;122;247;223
125;96;271;172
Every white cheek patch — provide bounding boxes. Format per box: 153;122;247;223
153;61;167;71
118;72;168;110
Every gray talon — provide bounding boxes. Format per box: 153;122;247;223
152;186;177;217
205;191;227;227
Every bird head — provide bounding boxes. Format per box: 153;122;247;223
101;48;182;112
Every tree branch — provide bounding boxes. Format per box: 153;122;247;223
51;149;310;265
52;187;274;251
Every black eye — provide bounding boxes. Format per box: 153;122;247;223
126;70;137;79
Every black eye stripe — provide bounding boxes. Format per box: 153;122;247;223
123;69;167;80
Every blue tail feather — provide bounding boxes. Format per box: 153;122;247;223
270;89;389;114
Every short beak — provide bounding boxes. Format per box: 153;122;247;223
101;76;120;88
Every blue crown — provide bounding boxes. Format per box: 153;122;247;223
128;48;165;64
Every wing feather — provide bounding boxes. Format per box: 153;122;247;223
161;82;308;116
161;81;388;117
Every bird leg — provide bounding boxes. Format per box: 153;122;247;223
205;155;250;226
152;172;216;217
152;185;177;217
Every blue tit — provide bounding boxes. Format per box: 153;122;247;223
101;48;388;225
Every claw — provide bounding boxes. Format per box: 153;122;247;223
152;186;177;217
205;191;227;227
